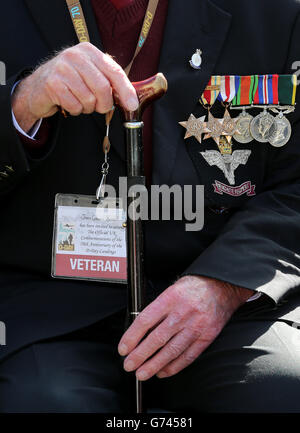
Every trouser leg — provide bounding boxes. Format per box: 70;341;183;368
0;312;130;413
146;320;300;413
2;313;300;413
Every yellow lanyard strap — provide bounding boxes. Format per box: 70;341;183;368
64;0;160;153
65;0;159;76
65;0;91;42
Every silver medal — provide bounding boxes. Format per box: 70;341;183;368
269;112;292;147
233;110;254;144
250;109;277;143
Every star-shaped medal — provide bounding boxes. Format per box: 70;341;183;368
203;112;225;145
179;114;209;144
222;109;239;137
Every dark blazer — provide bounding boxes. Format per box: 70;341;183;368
1;0;300;360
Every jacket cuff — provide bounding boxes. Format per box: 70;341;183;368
0;70;31;194
181;254;278;305
0;70;61;195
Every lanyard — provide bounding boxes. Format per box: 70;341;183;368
65;0;160;198
65;0;159;75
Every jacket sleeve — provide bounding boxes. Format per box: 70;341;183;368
0;70;61;197
183;13;300;305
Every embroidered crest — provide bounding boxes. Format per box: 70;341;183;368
213;180;256;197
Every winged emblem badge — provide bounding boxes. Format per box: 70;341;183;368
200;149;251;185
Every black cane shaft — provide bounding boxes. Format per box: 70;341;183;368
126;127;144;176
116;73;168;415
136;379;143;413
127;216;145;319
125;124;146;322
125;123;146;414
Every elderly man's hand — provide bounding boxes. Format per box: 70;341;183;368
12;42;139;132
118;275;254;380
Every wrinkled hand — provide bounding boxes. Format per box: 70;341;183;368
12;42;139;132
118;276;253;381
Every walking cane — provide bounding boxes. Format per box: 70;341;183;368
115;73;168;413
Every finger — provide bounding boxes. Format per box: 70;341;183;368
134;327;199;381
74;61;113;114
47;77;83;116
81;43;139;111
118;293;172;356
123;311;185;372
56;62;97;114
62;49;114;113
61;48;113;113
156;338;209;378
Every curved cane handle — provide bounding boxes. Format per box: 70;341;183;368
115;73;168;122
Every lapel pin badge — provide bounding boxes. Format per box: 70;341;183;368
189;49;202;69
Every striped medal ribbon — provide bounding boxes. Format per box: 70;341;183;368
217;75;241;104
200;76;222;107
250;74;279;143
253;74;279;105
231;76;256;143
267;75;297;147
250;74;297;145
199;76;226;146
278;74;297;106
232;76;255;106
217;76;241;147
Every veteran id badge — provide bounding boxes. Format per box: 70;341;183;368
51;194;127;284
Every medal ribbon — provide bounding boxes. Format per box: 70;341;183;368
217;75;241;104
278;74;297;105
252;74;279;105
232;75;255;106
200;76;221;106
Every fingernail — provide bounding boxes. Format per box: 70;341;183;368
136;370;149;381
124;360;135;372
118;344;128;356
157;371;168;379
127;97;139;111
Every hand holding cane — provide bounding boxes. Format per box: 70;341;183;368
115;72;168;413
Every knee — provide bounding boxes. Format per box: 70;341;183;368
0;371;87;413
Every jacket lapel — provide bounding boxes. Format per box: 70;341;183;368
152;0;232;184
24;0;78;52
24;0;103;52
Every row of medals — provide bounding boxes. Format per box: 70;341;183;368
182;105;293;149
221;106;292;147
